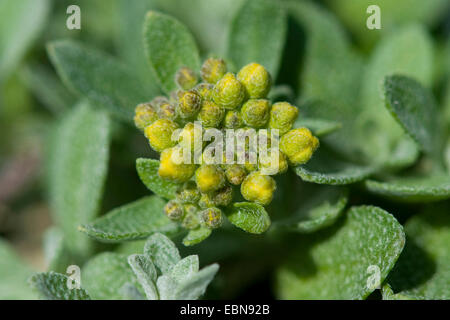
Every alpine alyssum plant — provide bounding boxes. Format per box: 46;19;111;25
134;59;319;245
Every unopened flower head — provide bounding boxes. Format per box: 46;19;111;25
280;127;319;165
145;118;179;152
175;66;198;90
213;72;246;110
177;90;202;119
269;102;299;135
134;103;158;131
201;58;227;84
241;171;276;205
237;63;271;99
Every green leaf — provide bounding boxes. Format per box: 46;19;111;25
128;254;158;300
294;117;342;138
384;206;450;299
170;255;199;283
29;272;90;300
384;75;442;158
0;0;49;81
144;233;181;274
136;158;180;199
48;102;110;259
47;40;152;120
273;186;348;233
365;175;450;202
79;196;179;242
156;275;177;300
276;206;405;299
143;11;200;93
175;264;219;300
43;228;72;273
227;0;287;77
294;147;375;185
0;239;36;299
182;227;212;246
82;253;139;300
226;202;271;234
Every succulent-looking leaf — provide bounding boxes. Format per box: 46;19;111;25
175;264;219;300
79;196;179;242
136;158;180;199
47;40;152;120
128;254;158;300
227;0;287;77
276;206;405;299
143;11;200;93
183;227;212;246
170;255;199;283
294;117;342;138
226;202;271;234
144;233;181;275
365;175;450;203
29;272;90;300
48;101;110;259
383;207;450;299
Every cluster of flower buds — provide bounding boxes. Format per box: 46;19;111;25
134;58;319;232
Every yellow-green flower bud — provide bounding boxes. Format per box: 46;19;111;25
258;151;288;175
200;207;223;229
158;147;196;183
175;66;198;90
210;185;233;207
201;58;227;84
197;100;225;128
225;164;247;185
151;96;169;108
177;122;203;152
145;119;179;152
176;181;201;204
198;192;216;209
224;110;243;129
194;83;214;100
134;103;158;131
241;171;276;206
164;200;184;221
241;99;270;128
279;128;319;165
269;102;299;135
195;164;226;193
213;73;245;110
177;90;202;119
237;63;271;99
182;205;200;229
158;102;177;120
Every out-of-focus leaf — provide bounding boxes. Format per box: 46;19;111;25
182;227;212;247
227;0;287;77
294;117;342;138
29;272;90;300
143;11;200;93
79;196;179;242
144;233;181;275
48;102;110;259
43;228;72;274
136;158;180;199
47;40;152;120
226;202;271;234
174;264;219;300
276;206;405;299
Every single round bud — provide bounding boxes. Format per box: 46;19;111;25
158;102;177;120
151;96;170;108
177;90;202;119
241;171;276;206
225;164;247;185
213;73;245;110
200;207;223;229
177;122;203;152
224;110;243;129
210;185;233;207
176;181;201;204
164;200;184;221
201;58;227;84
241;99;270;128
198;193;216;209
195;164;226;193
158;147;196;183
268;102;299;135
258;151;288;175
237;63;271;98
197;100;225;128
134;103;158;131
279;128;319;165
182;205;201;229
144;119;179;152
194;82;214;100
175;66;198;90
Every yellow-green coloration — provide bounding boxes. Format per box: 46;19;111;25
145;119;179;152
175;66;198;90
176;181;201;204
210;185;233;207
198;193;216;209
258;151;288;175
280;128;319;166
241;99;270;128
182;205;200;229
241;171;276;205
134;103;158;131
151;96;169;108
158;102;177;120
237;63;271;99
200;207;223;229
213;72;246;110
177;90;202;119
224;110;243;129
201;58;227;84
195;164;225;193
177;122;203;151
225;164;247;185
198;100;225;128
158;147;196;183
164;200;184;221
194;82;214;100
269;102;299;135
